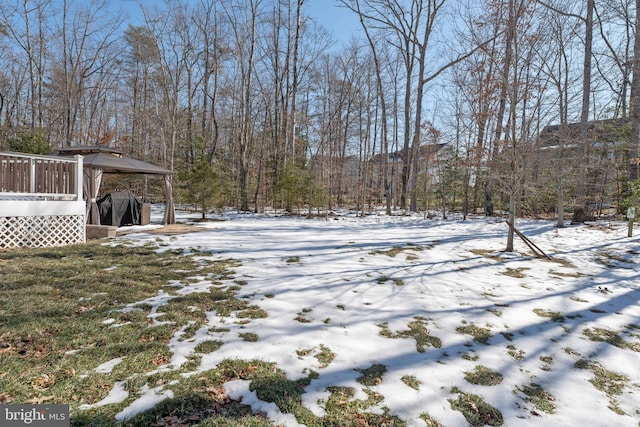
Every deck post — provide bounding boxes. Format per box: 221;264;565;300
30;157;36;193
75;155;84;202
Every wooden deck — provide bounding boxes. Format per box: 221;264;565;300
0;151;85;248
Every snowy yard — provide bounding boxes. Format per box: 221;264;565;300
105;209;640;426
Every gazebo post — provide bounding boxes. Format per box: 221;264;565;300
163;175;176;224
89;170;100;225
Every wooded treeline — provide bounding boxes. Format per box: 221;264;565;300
1;0;638;227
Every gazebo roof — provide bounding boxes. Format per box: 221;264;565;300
57;146;176;225
58;146;174;175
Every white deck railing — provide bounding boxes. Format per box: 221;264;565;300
0;151;85;248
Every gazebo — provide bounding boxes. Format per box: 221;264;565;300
57;147;176;225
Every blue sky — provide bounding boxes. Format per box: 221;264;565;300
117;0;360;47
307;0;361;47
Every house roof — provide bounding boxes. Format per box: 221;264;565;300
57;146;174;175
369;143;447;163
538;118;631;148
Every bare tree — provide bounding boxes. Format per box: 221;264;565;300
343;0;499;212
124;24;160;159
339;1;440;211
223;0;262;211
340;0;392;214
536;7;581;227
140;1;193;170
1;0;633;215
192;0;227;163
0;0;50;130
286;0;304;157
539;0;595;222
630;0;640;181
576;0;595;220
50;0;124;146
593;0;634;118
503;0;551;250
258;0;312;208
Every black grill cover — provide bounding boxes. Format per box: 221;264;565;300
97;190;143;226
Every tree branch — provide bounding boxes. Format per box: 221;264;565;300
536;0;586;23
421;31;502;86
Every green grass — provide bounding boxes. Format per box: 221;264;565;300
517;383;556;414
0;241;250;421
540;355;554;371
501;332;514;341
549;269;585;278
3;236;632;425
294;307;313;323
194;341;223;353
356;363;387;386
236;306;268;319
533;308;565;322
297;345;335;369
1;241;416;426
314;344;336;368
419;413;443;426
401;375;421;390
456;323;493;345
378;316;442;352
575;359;630;415
464;365;503;386
323;386;405;426
120;359;298;426
449;387;503;426
500;267;529;278
583;327;640;351
369;244;425;258
239;332;259;342
377;275;405;286
506;345;525;360
461;351;480;361
487;308;502;317
0;242;232;404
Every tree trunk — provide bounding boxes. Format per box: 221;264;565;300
351;0;392;215
629;0;640;182
487;5;513;217
239;1;258;212
506;197;516;252
556;144;565;227
573;0;594;222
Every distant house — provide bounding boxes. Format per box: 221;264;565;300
309;143;446;207
308;154;360;204
369;143;447;197
537;118;630;154
534;118;631;212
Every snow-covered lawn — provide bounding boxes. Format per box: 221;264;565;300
113;209;640;426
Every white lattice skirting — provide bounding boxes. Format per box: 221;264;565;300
0;215;85;249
